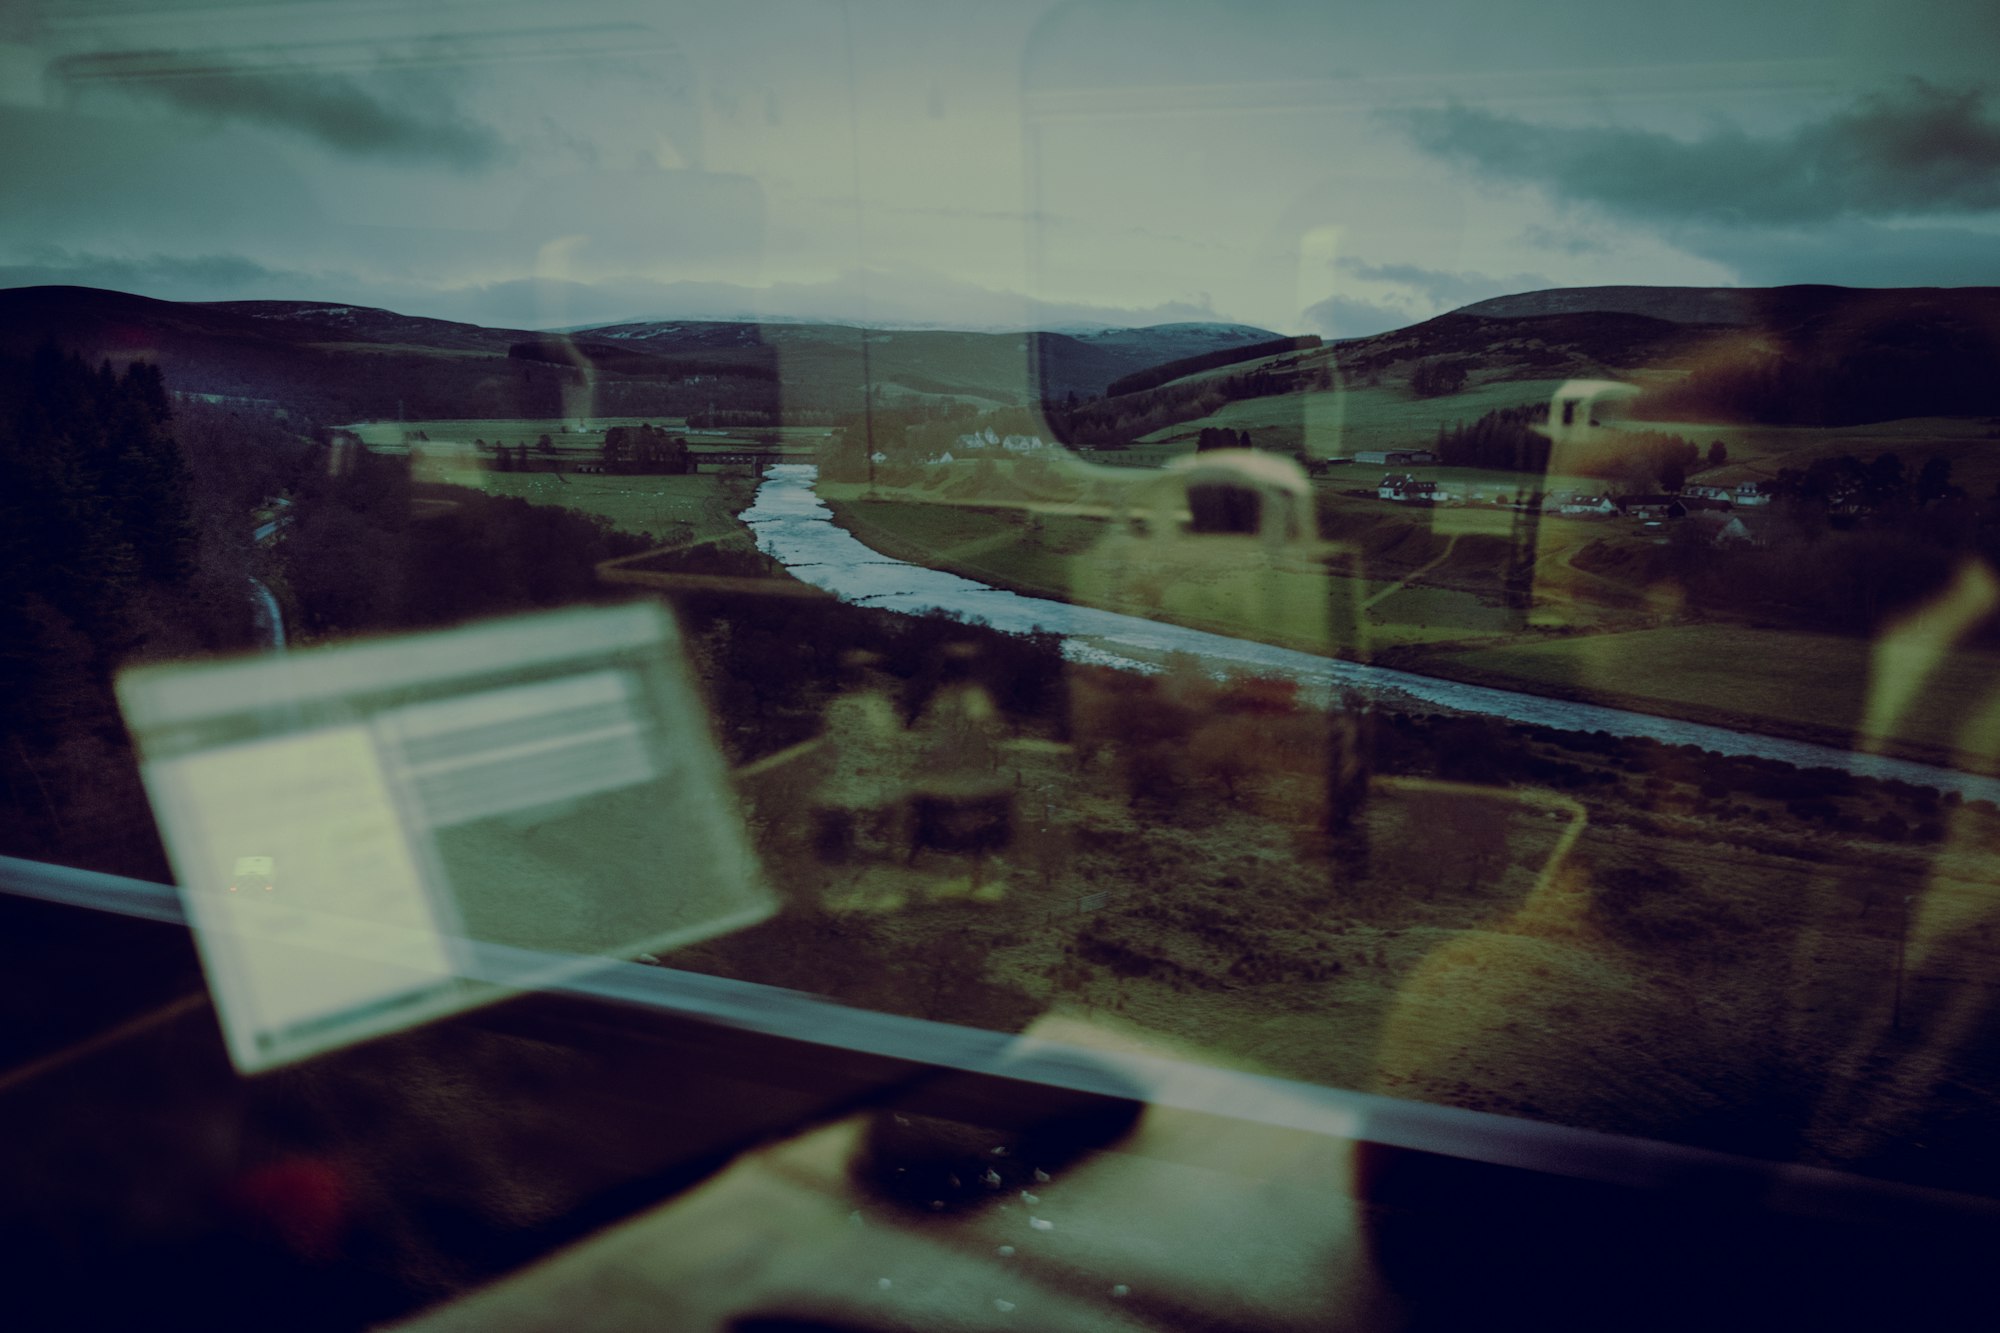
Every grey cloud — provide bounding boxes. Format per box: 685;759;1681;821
1119;224;1224;251
1519;223;1610;257
0;248;327;299
1676;219;2000;287
1302;293;1412;339
0;250;1247;334
1335;258;1554;310
64;54;508;170
1391;80;2000;226
888;205;1056;224
0;105;329;250
425;267;1233;333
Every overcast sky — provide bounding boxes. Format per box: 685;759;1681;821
3;0;1997;333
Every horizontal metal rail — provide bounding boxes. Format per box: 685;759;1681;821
4;851;1995;1231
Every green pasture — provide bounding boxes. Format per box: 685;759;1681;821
1145;378;1571;459
1137;381;2000;501
343;417;683;448
1441;622;2000;763
429;470;752;545
1623;416;2000;490
342;417;831;454
828;497;1547;653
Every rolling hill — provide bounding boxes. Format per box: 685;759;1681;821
1043;284;2000;458
0;286;1280;422
7;282;1996;437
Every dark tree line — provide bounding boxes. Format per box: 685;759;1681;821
1047;371;1257;448
276;450;653;640
1569;449;2000;639
1430;404;1549;472
1639;313;2000;426
1102;335;1321;399
139;339;799;425
1764;451;1966;510
1409;357;1470;398
600;423;695;474
0;350;273;876
1431;404;1702;489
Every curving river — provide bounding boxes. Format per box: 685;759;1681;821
743;464;2000;803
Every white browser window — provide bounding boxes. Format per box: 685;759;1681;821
118;603;772;1072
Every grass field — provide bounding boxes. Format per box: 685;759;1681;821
344;417;833;455
702;673;2000;1194
345;417;781;547
1144;377;1572;460
1438;623;2000;765
1153;378;2000;504
345;417;685;448
829;496;1569;654
1624;415;2000;490
438;471;757;545
830;484;2000;766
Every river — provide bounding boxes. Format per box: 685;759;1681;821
742;464;2000;803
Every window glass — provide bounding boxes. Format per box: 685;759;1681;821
4;2;2000;1321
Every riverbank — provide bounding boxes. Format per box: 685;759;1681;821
764;473;2000;800
817;488;1997;783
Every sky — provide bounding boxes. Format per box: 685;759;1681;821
2;0;1997;335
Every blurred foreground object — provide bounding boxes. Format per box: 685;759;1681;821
393;1011;1395;1333
118;603;770;1072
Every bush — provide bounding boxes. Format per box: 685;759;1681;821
1410;357;1470;398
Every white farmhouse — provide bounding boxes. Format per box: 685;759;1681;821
1378;473;1438;502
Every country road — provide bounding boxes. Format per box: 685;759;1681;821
743;464;2000;804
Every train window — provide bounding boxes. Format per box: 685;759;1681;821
4;2;1999;1328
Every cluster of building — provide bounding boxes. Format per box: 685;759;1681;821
1376;474;1770;512
1373;473;1771;545
954;427;1053;454
1681;482;1773;508
1375;474;1520;505
911;427;1056;466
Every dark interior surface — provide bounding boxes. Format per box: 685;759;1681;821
4;874;1995;1332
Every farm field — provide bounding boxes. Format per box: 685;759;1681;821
698;682;2000;1194
437;471;756;546
346;417;831;455
344;417;779;545
345;417;684;448
820;472;2000;766
1144;376;1572;459
1141;380;1998;516
1623;415;2000;489
821;499;1088;602
1433;623;2000;769
827;495;1591;654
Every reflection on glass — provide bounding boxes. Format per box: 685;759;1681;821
118;603;771;1071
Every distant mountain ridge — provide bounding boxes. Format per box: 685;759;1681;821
1450;283;2000;331
205;299;532;353
1452;286;1766;325
0;285;1282;421
8;282;1997;430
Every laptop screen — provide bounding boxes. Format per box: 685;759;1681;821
117;602;772;1071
